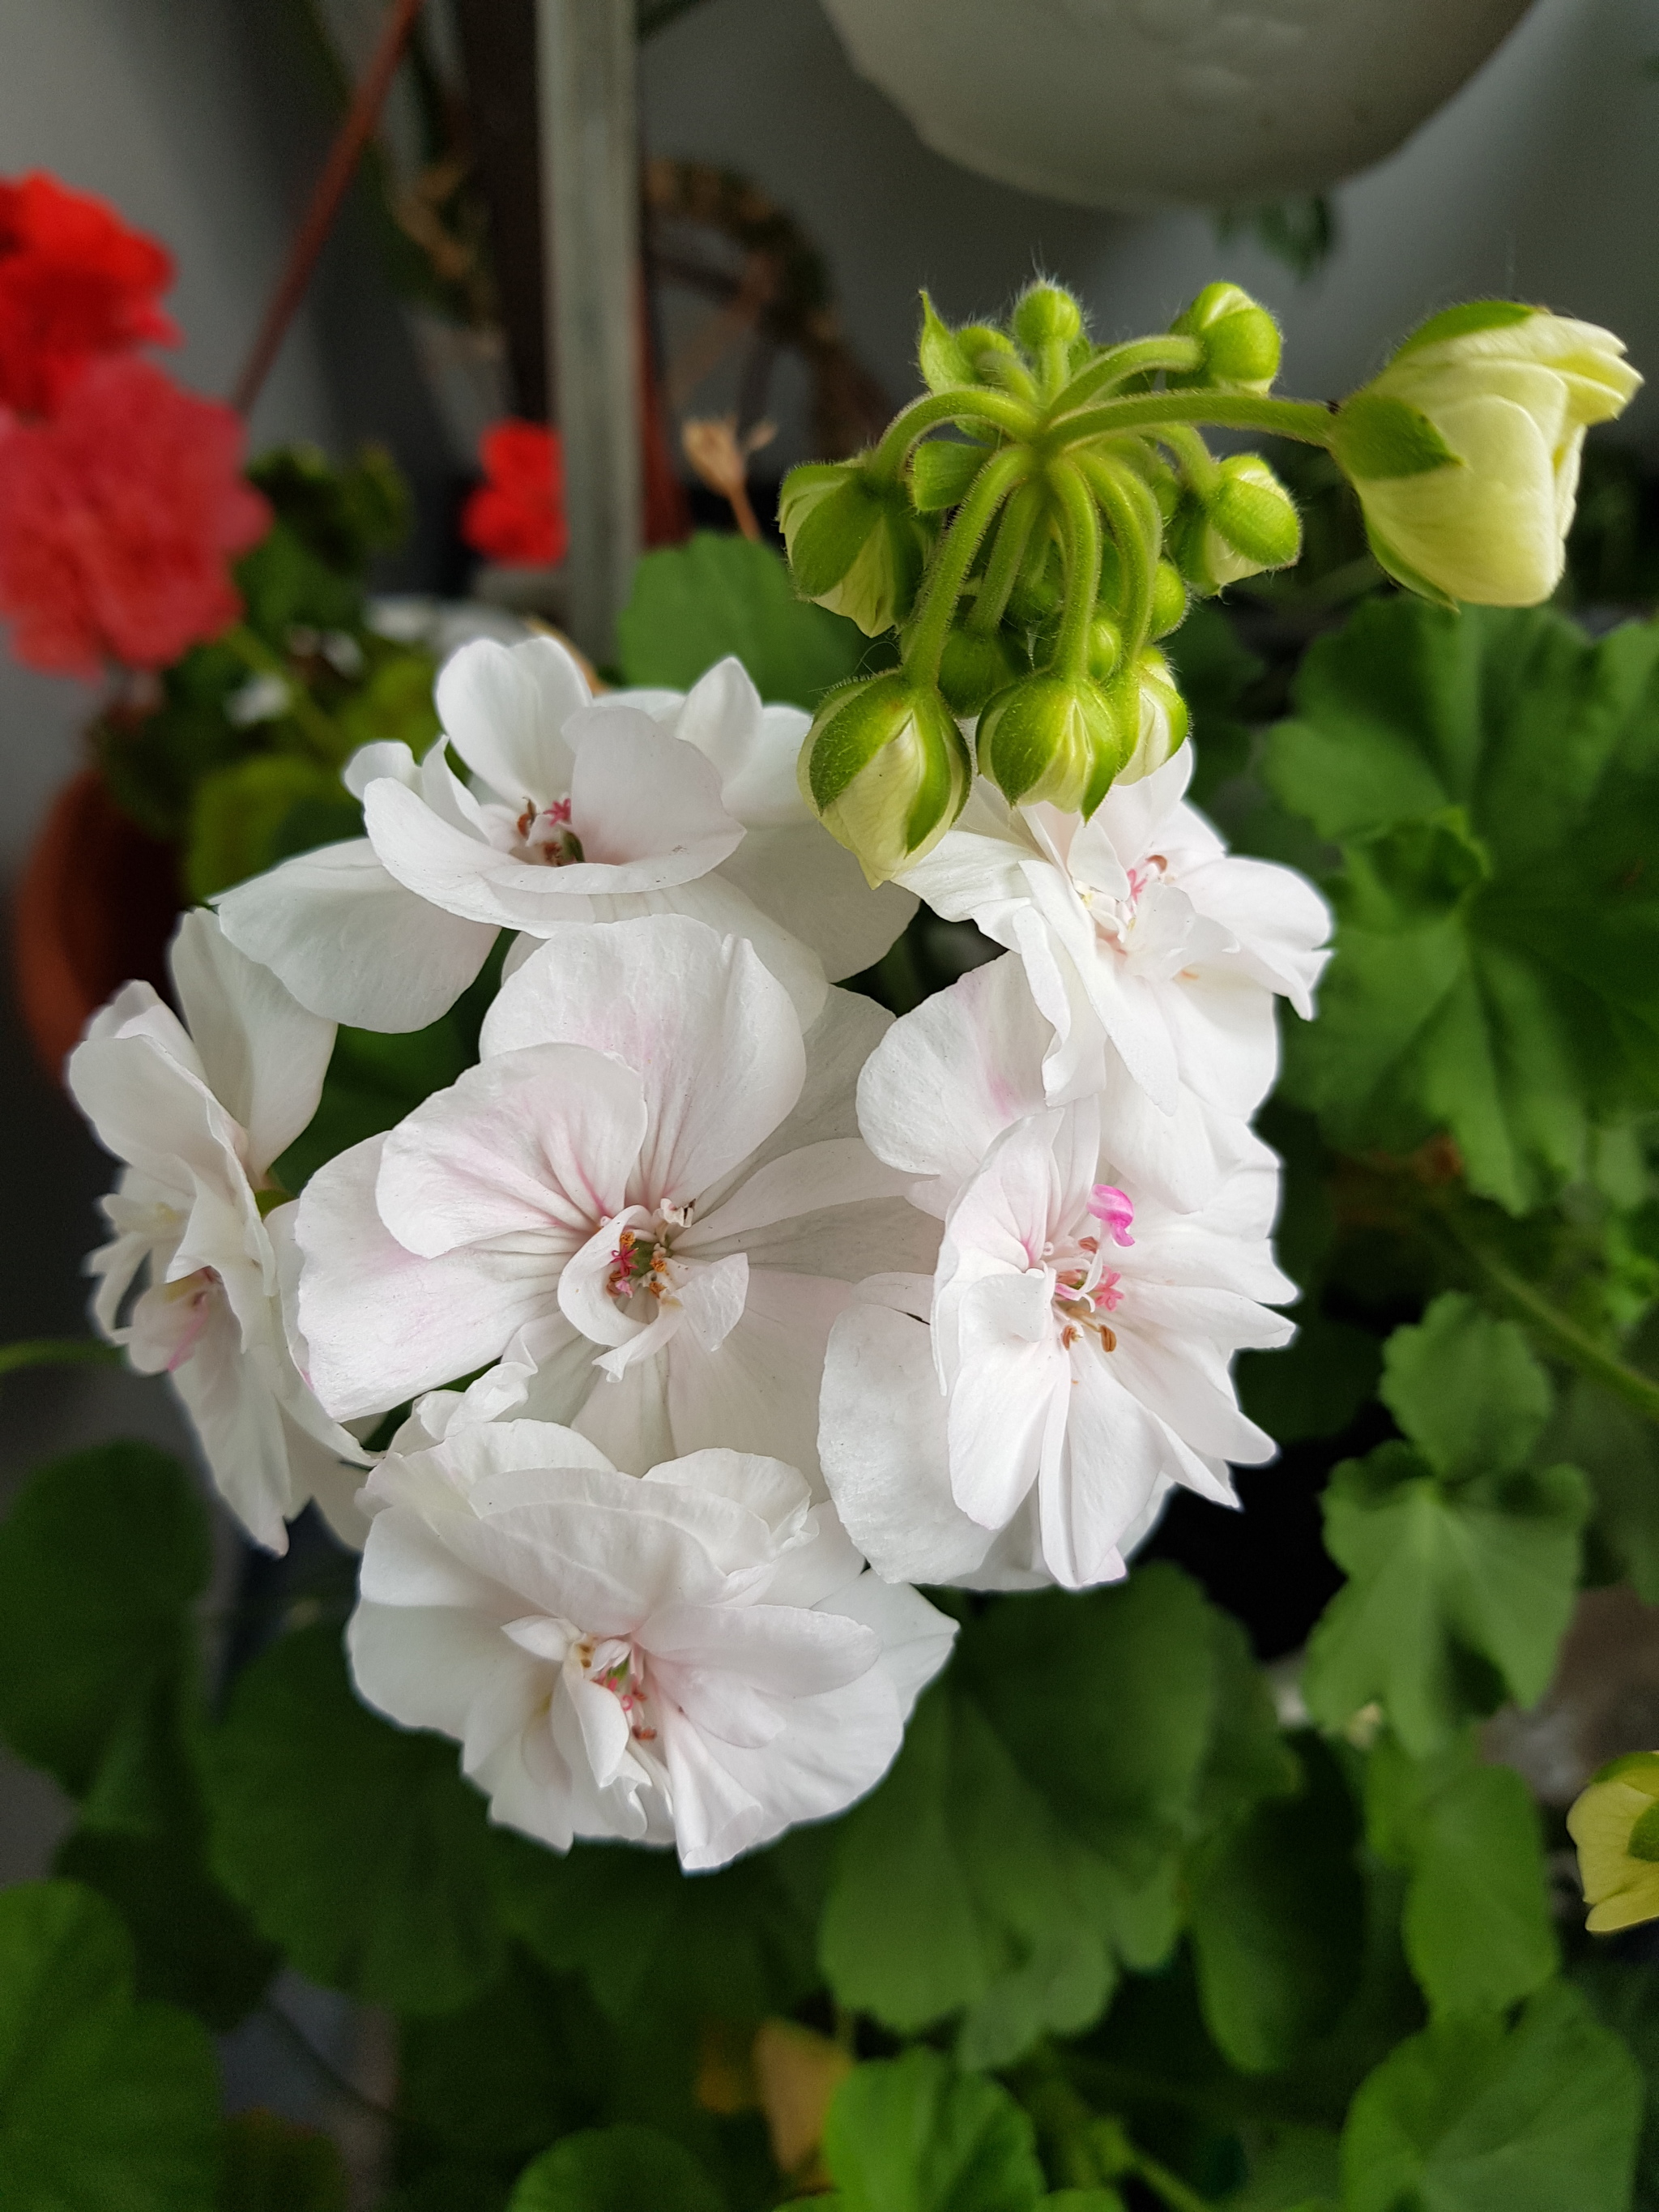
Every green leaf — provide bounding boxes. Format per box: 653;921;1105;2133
201;1623;503;2014
1165;601;1264;808
911;439;987;513
1545;1374;1659;1603
186;751;360;902
1238;1311;1382;1445
1341;1983;1640;2212
55;1820;278;2031
506;2125;725;2212
1268;600;1659;1212
616;532;876;707
272;1006;480;1194
918;291;973;394
0;1881;220;2212
397;1950;608;2166
1188;1736;1366;2074
1573;1957;1659;2212
821;1568;1292;2066
1303;1440;1589;1755
1364;1734;1556;2019
0;1441;210;1828
1222;2127;1341;2210
496;1827;822;2035
1393;300;1536;357
1380;1293;1553;1482
821;2050;1046;2212
220;2112;350;2212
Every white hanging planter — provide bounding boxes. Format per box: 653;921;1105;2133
818;0;1537;212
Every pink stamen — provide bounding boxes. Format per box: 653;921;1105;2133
1087;1184;1136;1248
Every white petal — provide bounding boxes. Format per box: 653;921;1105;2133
719;823;918;982
681;1138;908;1249
437;635;586;805
167;910;335;1176
215;839;497;1032
566;711;744;873
481;916;806;1206
944;1275;1068;1530
343;740;420;801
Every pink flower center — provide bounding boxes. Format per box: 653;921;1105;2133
577;1635;658;1742
514;794;583;866
1087;1184;1136;1248
1051;1189;1135;1353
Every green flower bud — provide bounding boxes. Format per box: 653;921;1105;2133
1170;282;1282;394
1122;647;1189;777
1013;283;1084;352
1171;458;1300;592
938;624;1029;716
779;461;925;636
1569;1753;1659;1934
1148;560;1188;638
977;671;1132;815
917;291;974;394
799;671;971;885
1333;303;1641;605
1085;611;1123;682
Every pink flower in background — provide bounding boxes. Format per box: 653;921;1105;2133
462;418;569;568
0;356;269;677
0;170;178;418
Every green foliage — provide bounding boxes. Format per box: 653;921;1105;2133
1268;600;1659;1212
201;1623;504;2014
1364;1734;1556;2019
220;2112;351;2212
1164;600;1263;805
818;2050;1047;2212
186;751;362;902
1339;1984;1640;2212
506;2126;725;2212
820;1569;1294;2067
1303;1296;1590;1754
1188;1736;1366;2073
616;532;879;707
0;1441;208;1822
0;1881;220;2212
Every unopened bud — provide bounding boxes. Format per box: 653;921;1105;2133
1170;282;1282;394
1149;561;1188;638
939;624;1029;716
1171;457;1300;591
799;672;971;885
779;461;925;636
1085;611;1123;681
977;671;1132;815
1013;283;1084;352
1119;648;1189;780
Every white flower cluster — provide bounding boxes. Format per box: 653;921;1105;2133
68;636;1328;1870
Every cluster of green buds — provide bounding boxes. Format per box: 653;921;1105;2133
781;281;1639;884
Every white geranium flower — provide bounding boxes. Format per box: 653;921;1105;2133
896;749;1330;1198
346;1416;957;1871
295;914;936;1483
66;912;368;1552
216;640;912;1036
821;955;1295;1591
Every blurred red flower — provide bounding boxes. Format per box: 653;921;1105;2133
0;357;270;677
461;419;569;568
0;172;178;418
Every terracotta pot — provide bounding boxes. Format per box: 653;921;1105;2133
11;767;181;1079
819;0;1537;211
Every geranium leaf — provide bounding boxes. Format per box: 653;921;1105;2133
1341;1984;1640;2212
506;2125;725;2212
0;1441;209;1829
1364;1734;1557;2019
1302;1440;1589;1757
820;2050;1046;2212
820;1567;1292;2066
1267;599;1659;1211
0;1881;220;2212
1379;1293;1553;1481
200;1623;503;2014
1188;1735;1365;2074
220;2112;350;2212
616;532;876;707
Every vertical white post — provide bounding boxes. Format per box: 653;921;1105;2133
537;0;641;663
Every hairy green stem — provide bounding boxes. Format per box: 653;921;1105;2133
1434;1211;1659;1426
1158;421;1222;500
968;480;1043;634
902;446;1034;686
1074;451;1161;661
1134;2150;1218;2212
870;388;1035;479
1051;460;1103;681
221;624;341;763
0;1337;123;1379
1051;334;1205;413
1054;390;1337;448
